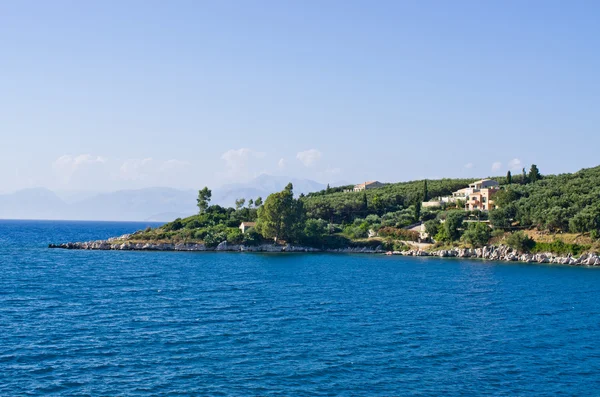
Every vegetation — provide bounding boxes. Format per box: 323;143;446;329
127;165;600;255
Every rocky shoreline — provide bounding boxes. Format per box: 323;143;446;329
396;245;600;266
49;235;600;266
48;234;386;254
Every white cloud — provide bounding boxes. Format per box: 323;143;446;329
508;158;522;171
296;149;322;167
120;158;154;180
278;158;286;169
491;161;502;172
52;154;108;184
160;159;190;171
53;154;107;170
464;162;474;169
221;148;266;179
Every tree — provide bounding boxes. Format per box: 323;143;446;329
505;231;535;252
529;164;541;183
248;198;254;208
506;171;512;185
443;211;465;241
326;183;331;193
424;219;440;237
461;222;491;247
197;187;212;214
235;198;246;210
522;168;527;183
362;191;368;212
254;197;263;207
413;201;422;222
423;180;428;201
256;183;305;242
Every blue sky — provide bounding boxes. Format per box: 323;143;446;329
1;0;599;193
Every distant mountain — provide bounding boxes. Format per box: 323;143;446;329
214;174;327;207
0;175;330;221
0;188;69;220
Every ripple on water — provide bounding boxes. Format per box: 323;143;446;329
2;220;600;395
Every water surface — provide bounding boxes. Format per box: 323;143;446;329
1;220;599;395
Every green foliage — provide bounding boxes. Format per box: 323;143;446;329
256;183;304;242
378;227;420;242
504;231;535;253
242;228;262;245
235;198;246;210
442;210;465;241
423;180;428;201
254;197;263;207
506;170;512;185
226;228;244;244
197;187;212;214
301;218;329;246
529;164;541;183
531;240;589;256
489;204;517;229
424;219;440;237
461;222;491;247
303;178;475;225
163;218;183;231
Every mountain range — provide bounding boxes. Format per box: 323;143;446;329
0;175;345;221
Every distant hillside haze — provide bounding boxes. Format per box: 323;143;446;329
0;175;340;221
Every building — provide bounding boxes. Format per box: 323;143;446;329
463;180;500;211
468;179;499;190
239;222;256;233
353;181;384;192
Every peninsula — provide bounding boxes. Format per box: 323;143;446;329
51;165;600;266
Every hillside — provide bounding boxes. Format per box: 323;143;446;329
123;165;600;256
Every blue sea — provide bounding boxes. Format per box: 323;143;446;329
1;220;600;395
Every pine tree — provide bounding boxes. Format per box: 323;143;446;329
529;164;541;183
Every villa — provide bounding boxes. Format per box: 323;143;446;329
422;178;500;211
463;179;500;211
353;181;384;192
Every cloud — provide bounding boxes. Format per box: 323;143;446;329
491;161;502;172
221;148;266;178
160;159;190;171
508;158;522;171
53;154;107;170
296;149;322;167
278;158;286;169
120;158;154;180
52;154;108;183
464;163;474;169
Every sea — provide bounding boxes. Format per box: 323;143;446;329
1;219;600;396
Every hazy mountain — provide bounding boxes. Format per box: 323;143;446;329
213;174;327;207
0;188;69;220
0;175;333;221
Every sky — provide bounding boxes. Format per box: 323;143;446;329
1;0;599;194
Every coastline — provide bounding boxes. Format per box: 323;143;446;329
49;235;600;266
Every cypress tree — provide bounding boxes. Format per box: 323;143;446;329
506;171;512;185
423;180;428;201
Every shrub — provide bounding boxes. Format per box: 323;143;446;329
461;222;491;247
242;228;261;246
504;231;535;253
377;227;420;242
532;240;589;256
226;228;243;244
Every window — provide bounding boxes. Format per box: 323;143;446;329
482;197;487;203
